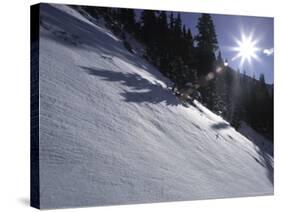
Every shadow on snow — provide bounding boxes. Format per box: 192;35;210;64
81;66;179;106
211;122;273;185
211;122;230;130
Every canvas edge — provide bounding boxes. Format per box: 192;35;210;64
30;3;40;209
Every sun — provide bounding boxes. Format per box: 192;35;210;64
231;32;260;67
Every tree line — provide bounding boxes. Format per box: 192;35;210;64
80;6;273;141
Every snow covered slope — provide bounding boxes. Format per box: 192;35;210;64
38;4;273;209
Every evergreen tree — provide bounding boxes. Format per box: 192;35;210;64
125;9;136;33
230;69;242;129
140;10;158;61
140;10;157;45
174;13;182;38
186;28;195;68
195;14;218;52
213;52;229;117
195;13;218;76
169;12;174;31
158;11;168;33
255;73;271;133
182;25;187;37
217;51;223;65
195;13;218;108
158;11;169;73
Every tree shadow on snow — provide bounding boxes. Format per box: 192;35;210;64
237;127;274;185
263;153;274;185
248;144;273;185
212;122;273;185
210;121;273;185
211;122;230;130
251;140;273;185
81;66;179;106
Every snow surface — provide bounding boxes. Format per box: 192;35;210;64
38;3;273;209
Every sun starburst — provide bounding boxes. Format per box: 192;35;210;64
231;31;260;67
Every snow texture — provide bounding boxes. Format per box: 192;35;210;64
37;3;273;209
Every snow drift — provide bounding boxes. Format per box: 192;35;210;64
37;4;273;209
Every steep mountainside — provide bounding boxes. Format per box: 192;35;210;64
37;4;273;209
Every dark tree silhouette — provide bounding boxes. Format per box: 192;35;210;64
195;14;219;109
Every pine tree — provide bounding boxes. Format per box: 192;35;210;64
158;11;169;73
213;51;229;116
117;9;136;33
158;11;168;32
140;10;158;61
195;13;219;108
125;9;136;33
195;14;218;52
182;25;187;37
230;69;242;129
195;13;218;76
217;51;223;65
186;28;195;68
140;10;157;45
255;73;271;133
174;13;182;38
169;12;174;31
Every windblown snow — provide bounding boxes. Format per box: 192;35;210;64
38;4;273;209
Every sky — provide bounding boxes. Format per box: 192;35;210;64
135;10;274;84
